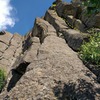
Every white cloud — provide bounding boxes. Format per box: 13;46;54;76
0;0;15;31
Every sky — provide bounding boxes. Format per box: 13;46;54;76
0;0;71;35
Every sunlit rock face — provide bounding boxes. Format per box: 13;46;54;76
0;32;22;74
0;0;100;100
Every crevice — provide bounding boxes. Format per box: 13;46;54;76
0;35;15;54
8;35;14;46
12;44;22;58
0;41;9;46
7;62;30;92
22;35;32;53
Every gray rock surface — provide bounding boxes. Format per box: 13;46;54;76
0;31;13;45
55;0;100;29
64;15;85;32
32;17;57;43
0;0;100;100
44;10;89;51
0;32;22;74
0;17;100;100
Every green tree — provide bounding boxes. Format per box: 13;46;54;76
80;32;100;66
83;0;100;14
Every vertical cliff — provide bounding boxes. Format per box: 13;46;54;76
0;0;100;99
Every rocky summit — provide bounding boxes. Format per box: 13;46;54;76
0;0;100;100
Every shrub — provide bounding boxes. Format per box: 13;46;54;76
79;32;100;66
0;69;6;92
83;0;100;14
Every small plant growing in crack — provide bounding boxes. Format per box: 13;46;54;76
0;69;6;92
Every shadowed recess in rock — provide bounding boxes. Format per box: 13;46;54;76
7;62;30;92
53;79;100;100
22;36;32;53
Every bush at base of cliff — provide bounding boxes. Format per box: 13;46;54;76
79;32;100;66
0;69;6;92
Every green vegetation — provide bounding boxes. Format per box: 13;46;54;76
79;32;100;66
83;0;100;14
0;69;6;92
51;2;57;11
52;4;56;7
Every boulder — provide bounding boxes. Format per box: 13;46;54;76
23;37;40;63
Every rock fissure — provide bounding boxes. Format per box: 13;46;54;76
6;62;30;92
0;41;9;46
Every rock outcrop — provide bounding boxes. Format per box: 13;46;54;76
0;32;22;74
0;0;100;100
44;10;89;51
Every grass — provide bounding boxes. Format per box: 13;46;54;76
0;69;6;92
79;32;100;66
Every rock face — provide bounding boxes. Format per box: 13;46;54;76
0;32;22;74
54;0;100;30
44;10;89;51
0;0;100;100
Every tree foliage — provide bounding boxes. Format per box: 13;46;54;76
80;32;100;66
83;0;100;14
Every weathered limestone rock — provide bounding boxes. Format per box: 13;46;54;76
10;33;22;47
56;0;82;19
32;17;57;43
0;16;100;100
55;0;99;29
0;32;22;74
0;42;8;52
65;15;85;31
1;35;100;99
23;37;40;63
10;18;56;73
44;10;89;51
44;10;68;33
0;1;100;99
0;31;13;45
61;29;89;50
